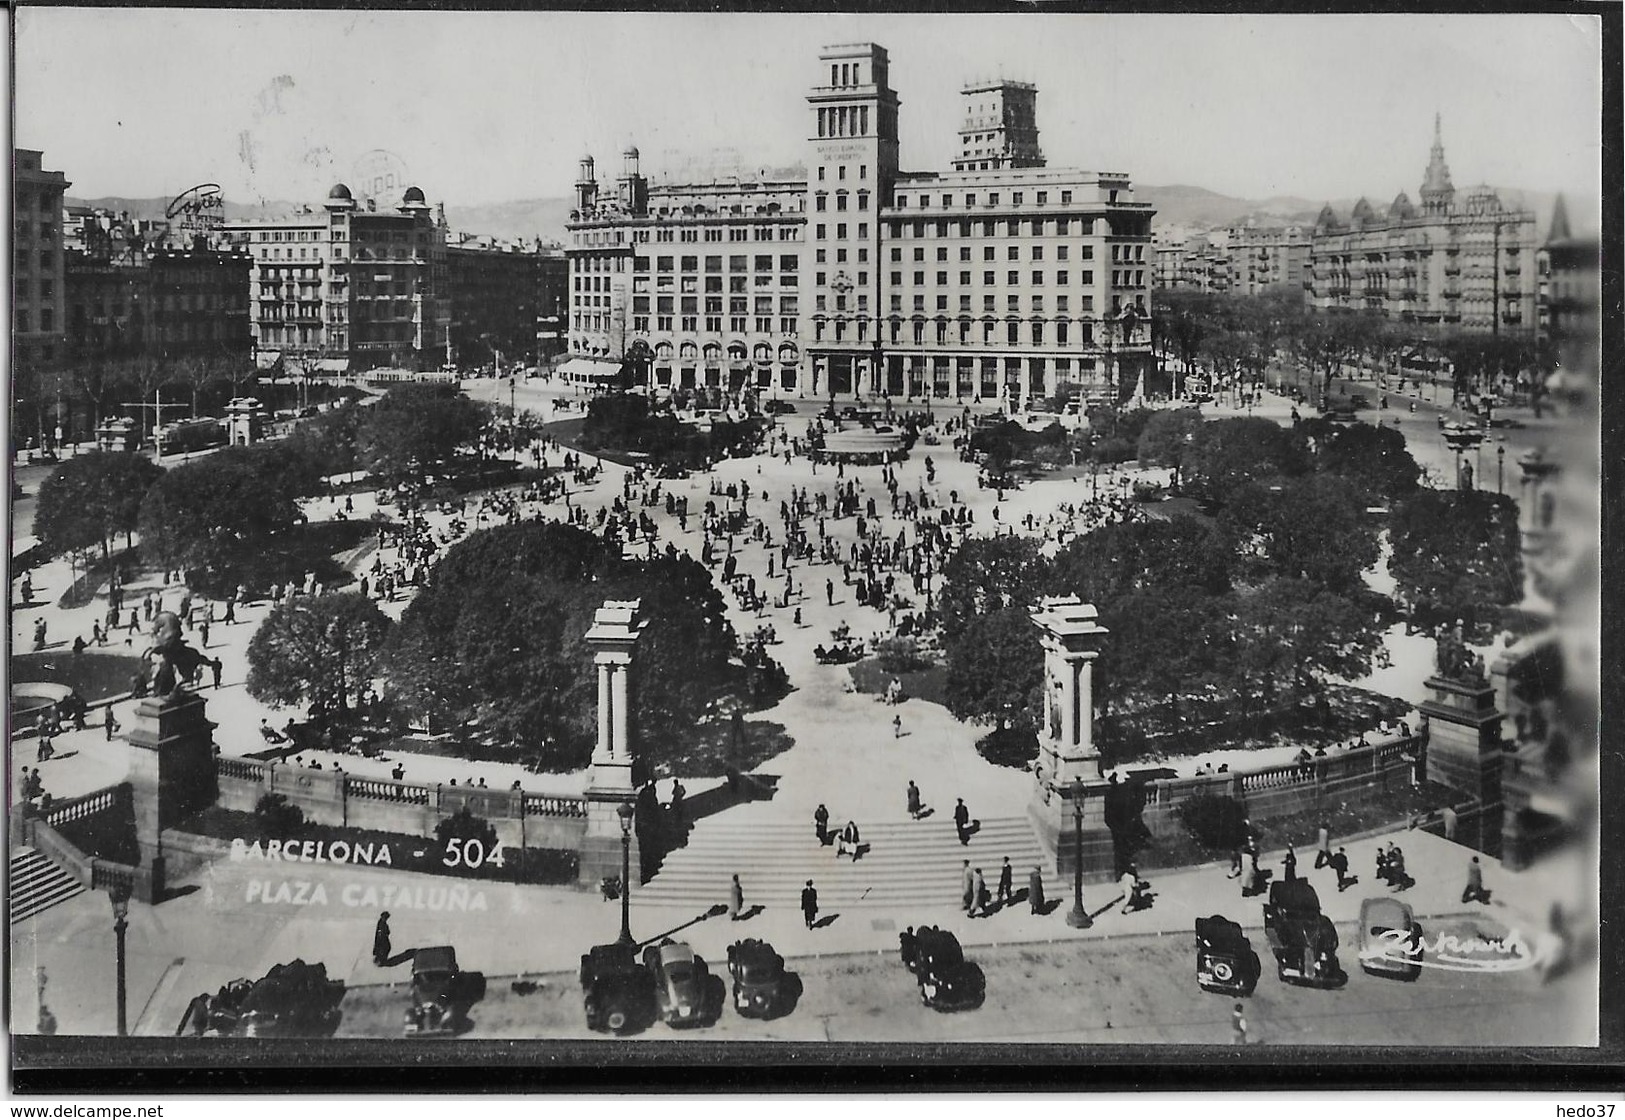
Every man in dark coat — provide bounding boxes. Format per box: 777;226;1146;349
906;780;922;819
953;798;971;845
372;912;392;965
800;881;819;929
1282;846;1297;882
814;803;830;845
1330;848;1356;893
1028;866;1046;913
1461;856;1490;904
996;857;1014;906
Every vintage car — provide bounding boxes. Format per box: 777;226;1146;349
1195;915;1261;996
1262;879;1347;989
580;942;657;1036
727;938;789;1019
641;939;713;1028
207;959;345;1038
905;926;985;1012
1358;896;1424;981
403;945;486;1035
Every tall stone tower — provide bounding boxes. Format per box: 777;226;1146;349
952;80;1044;172
1419;113;1456;216
805;42;900;399
579;600;647;885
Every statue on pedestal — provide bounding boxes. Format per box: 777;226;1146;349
1433;620;1487;685
141;610;208;698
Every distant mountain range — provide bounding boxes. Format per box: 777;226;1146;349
67;182;1578;246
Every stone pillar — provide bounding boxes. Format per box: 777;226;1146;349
1028;596;1116;877
125;690;218;903
580;601;646;886
1418;674;1505;856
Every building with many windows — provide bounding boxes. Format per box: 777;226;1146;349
1227;223;1311;300
565;42;1156;406
444;233;564;370
13;149;70;375
223;185;450;373
1307;117;1538;334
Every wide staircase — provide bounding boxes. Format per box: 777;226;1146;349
9;848;86;924
640;815;1047;910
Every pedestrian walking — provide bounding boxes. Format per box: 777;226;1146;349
892;712;902;739
906;780;922;819
199;619;211;648
372;912;392;965
33;618;47;650
801;881;819;929
1028;865;1046;914
1282;846;1297;882
1462;856;1491;904
814;803;830;846
961;860;975;911
953;797;971;845
996;857;1013;907
729;874;745;921
127;610;139;634
210;658;223;689
1314;820;1332;869
1442;804;1458;841
1330;847;1356;893
969;868;989;917
826;579;835;606
104;707;120;742
224;599;236;625
1231;1002;1248;1045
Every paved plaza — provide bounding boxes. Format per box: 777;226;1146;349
8;376;1595;1043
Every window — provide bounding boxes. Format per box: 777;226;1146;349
984;246;996;261
1032;246;1044;261
960;246;972;261
681;255;698;271
983;271;995;285
914;248;926;262
964;194;976;207
1008;246;1020;261
1007;321;1019;345
960;271;971;285
891;271;903;286
816;249;827;263
1007;220;1020;236
730;255;747;271
1081;270;1093;284
682;316;697;331
1032;321;1044;345
1057;320;1069;345
1036;191;1047;205
858;193;869;211
817;272;827;286
1081;245;1094;260
936;271;948;285
837;223;847;239
1007;270;1019;285
1058;245;1069;261
890;247;902;262
936;247;949;262
836;194;847;211
1013;193;1024;205
914;271;925;285
1032;271;1043;285
1061;191;1073;204
1057;271;1070;286
941;194;952;207
838;165;846;180
658;256;674;271
1007;294;1020;312
818;166;826;181
816;224;826;239
989;193;1000;206
857;248;868;262
1057;295;1069;312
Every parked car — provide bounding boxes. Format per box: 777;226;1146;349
641;939;713;1028
403;945;486;1035
1195;915;1261;996
1358;896;1424;982
764;400;798;415
904;926;985;1012
205;959;345;1038
727;938;789;1019
1262;880;1346;988
580;942;657;1035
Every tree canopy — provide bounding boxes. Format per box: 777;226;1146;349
942;606;1044;732
358;384;488;484
384;521;771;772
1309;420;1421;504
34;451;164;560
1387;489;1523;635
935;535;1049;642
136;447;302;578
1183;416;1310;505
246;592;393;716
1217;474;1379;592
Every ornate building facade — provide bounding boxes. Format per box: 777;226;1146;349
1307;117;1539;333
564;42;1156;406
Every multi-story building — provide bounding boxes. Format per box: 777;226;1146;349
444;233;555;369
223;185;450;373
13;149;70;376
1227;223;1311;300
1307;117;1539;333
564;42;1156;407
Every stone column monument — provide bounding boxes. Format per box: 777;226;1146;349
579;600;647;886
1027;596;1115;876
1418;626;1505;855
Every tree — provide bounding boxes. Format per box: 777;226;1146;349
1050;516;1233;602
275;403;365;496
1311;421;1421;504
1135;407;1204;479
1229;578;1389;707
385;521;762;772
1387;489;1523;635
34;451;164;560
358;384;487;484
137;447;302;578
1217;474;1379;593
246;592;393;716
935;535;1049;642
943;606;1044;733
1183;416;1310;505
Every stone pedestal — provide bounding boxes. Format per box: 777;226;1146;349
125;690;218;902
578;601;648;886
1028;597;1116;876
1417;674;1504;855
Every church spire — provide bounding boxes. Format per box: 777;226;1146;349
1420;113;1455;215
1547;193;1572;244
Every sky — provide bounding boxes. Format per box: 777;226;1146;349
14;9;1604;214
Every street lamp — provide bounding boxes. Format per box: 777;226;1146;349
108;881;132;1036
616;800;636;946
1497;440;1506;495
1066;777;1092;929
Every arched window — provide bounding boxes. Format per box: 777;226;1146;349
655;341;674;360
727;341;748;362
679;340;699;360
703;342;722;364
